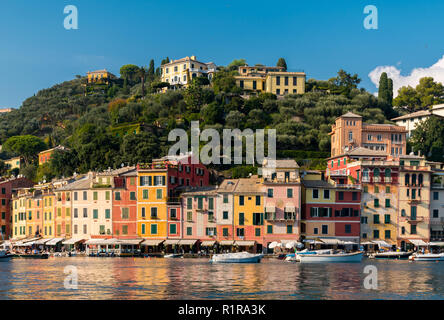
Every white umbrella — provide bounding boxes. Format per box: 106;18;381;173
285;241;297;249
268;242;279;249
296;242;304;249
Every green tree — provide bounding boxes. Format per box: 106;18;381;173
120;64;140;82
378;72;393;105
227;59;247;71
276;58;287;71
3;135;46;166
184;81;204;112
137;66;148;98
410;116;444;161
394;77;444;112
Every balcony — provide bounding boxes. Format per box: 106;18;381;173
384;177;392;183
430;217;444;225
167;197;180;204
336;184;361;190
373;177;381;183
407;197;421;204
362;177;370;183
400;216;425;224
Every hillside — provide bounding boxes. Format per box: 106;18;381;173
0;67;399;181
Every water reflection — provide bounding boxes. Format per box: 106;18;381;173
0;257;442;300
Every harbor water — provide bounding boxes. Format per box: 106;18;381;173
0;257;443;300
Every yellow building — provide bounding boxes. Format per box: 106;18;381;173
87;69;116;84
5;157;23;171
137;165;168;239
160;56;216;89
232;177;265;251
397;155;432;250
42;188;55;238
12;190;29;239
235;65;306;95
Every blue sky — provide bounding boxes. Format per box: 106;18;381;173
1;0;444;107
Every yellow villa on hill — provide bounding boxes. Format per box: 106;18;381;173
86;69;117;84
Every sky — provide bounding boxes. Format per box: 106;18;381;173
1;0;444;107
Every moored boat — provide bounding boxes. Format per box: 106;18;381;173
298;251;363;263
210;252;263;263
15;253;49;259
370;251;413;259
286;249;333;262
164;253;183;258
409;252;444;261
0;250;13;262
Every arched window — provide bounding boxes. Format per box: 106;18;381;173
385;168;391;177
418;174;423;186
363;168;369;178
412;174;417;186
405;174;410;186
401;209;406;217
374;168;380;177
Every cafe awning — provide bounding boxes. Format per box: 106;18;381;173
372;240;392;248
235;240;255;246
164;239;180;245
62;238;85;245
219;240;234;246
178;239;197;246
85;239;107;245
361;241;374;245
265;206;275;213
319;238;343;245
285;205;296;212
303;239;324;245
200;241;216;247
45;238;65;246
429;241;444;247
408;239;429;247
118;239;143;245
141;239;164;246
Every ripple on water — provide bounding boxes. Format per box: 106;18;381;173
0;257;443;299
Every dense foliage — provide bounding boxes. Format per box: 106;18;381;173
0;63;403;180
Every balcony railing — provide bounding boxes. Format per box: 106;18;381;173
430;217;444;225
400;216;425;223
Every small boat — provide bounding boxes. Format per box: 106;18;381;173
0;250;13;262
409;252;444;261
298;251;363;263
370;251;413;259
16;253;49;259
210;252;263;263
286;249;333;262
164;253;183;258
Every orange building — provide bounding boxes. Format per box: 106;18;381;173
329;112;407;159
38;146;67;165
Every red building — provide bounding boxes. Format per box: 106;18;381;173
113;168;138;239
0;177;35;239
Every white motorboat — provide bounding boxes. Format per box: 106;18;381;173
210;252;263;263
409;252;444;261
0;250;13;262
369;251;413;259
164;253;183;258
298;251;363;263
286;249;333;262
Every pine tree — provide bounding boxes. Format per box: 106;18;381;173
277;58;287;71
378;72;391;105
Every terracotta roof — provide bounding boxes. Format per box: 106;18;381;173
302;179;336;189
233;177;264;194
181;186;217;196
391;110;431;121
328;147;387;159
217;179;239;193
339;112;362;118
263;159;299;169
57;176;92;191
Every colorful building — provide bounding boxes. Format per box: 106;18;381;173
87;69;117;84
215;179;238;248
160;56;216;90
112;168;138;239
38;145;67;165
235;64;306;95
0;177;34;239
261;159;301;247
329;112;407;158
232;177;265;252
301;171;361;245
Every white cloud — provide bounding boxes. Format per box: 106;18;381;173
368;54;444;97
